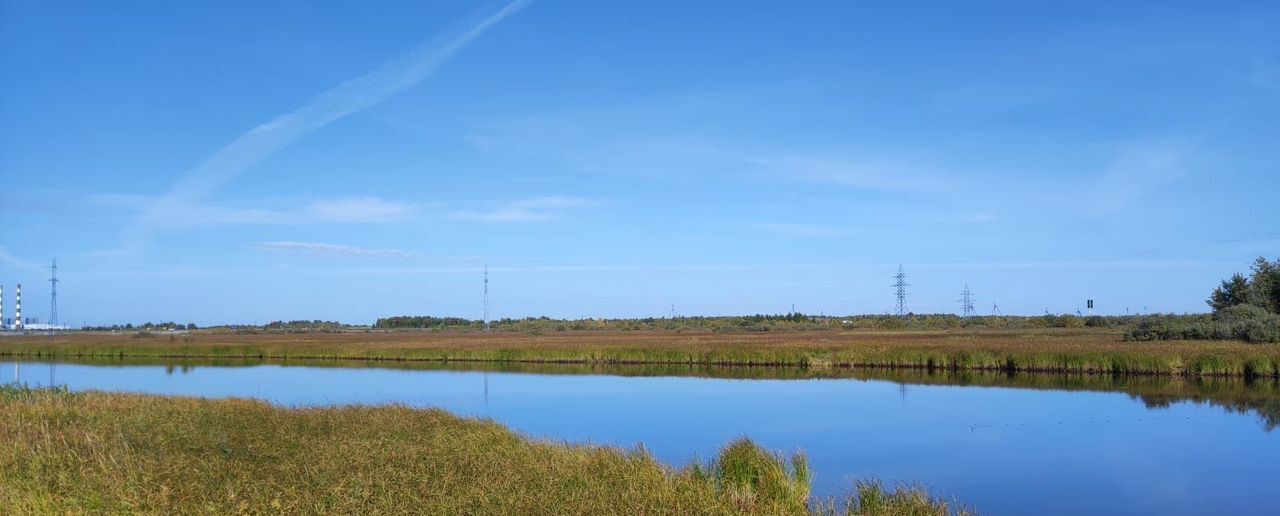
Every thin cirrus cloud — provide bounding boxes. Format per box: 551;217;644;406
91;194;420;227
749;223;860;238
306;197;418;223
254;241;414;259
92;193;597;227
449;196;600;223
0;246;44;271
1089;143;1187;214
463;95;953;194
120;0;532;252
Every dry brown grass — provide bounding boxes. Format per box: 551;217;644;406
0;387;967;515
4;328;1278;376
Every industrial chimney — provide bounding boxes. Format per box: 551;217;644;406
15;283;22;331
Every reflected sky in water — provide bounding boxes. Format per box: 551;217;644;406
3;360;1277;515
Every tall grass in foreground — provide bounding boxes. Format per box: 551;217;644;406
0;386;969;515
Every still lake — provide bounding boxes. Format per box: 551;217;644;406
3;359;1277;515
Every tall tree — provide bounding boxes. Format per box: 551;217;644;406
1208;273;1251;313
1248;257;1280;313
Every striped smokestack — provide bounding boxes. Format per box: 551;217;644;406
15;283;21;331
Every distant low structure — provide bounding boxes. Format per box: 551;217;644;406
1;259;71;333
24;323;70;331
0;283;71;332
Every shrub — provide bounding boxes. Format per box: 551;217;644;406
1216;303;1272;322
1125;309;1280;344
1240;315;1280;343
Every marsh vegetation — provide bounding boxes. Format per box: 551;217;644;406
5;328;1278;378
0;386;968;515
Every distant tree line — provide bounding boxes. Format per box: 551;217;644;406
1126;257;1280;344
76;259;1280;344
376;316;484;330
82;322;198;331
260;320;348;332
373;312;1147;334
81;320;351;334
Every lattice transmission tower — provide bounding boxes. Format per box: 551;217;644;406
49;259;59;328
958;283;975;318
483;264;490;332
892;264;909;317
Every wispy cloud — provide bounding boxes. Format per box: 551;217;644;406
321;259;1235;277
749;223;859;238
306;197;418;223
1090;143;1187;213
254;241;414;259
92;194;423;227
91;192;598;227
122;0;532;253
0;247;44;271
740;154;949;193
450;196;599;223
464;91;954;194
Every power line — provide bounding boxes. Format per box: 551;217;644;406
892;264;910;317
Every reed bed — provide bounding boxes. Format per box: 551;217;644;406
3;328;1278;377
0;387;967;515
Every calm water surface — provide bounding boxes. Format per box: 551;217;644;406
3;360;1277;515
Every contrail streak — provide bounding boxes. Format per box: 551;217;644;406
127;1;531;251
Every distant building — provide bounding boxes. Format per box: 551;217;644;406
24;323;70;331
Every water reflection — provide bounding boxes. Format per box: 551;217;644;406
7;357;1280;431
3;358;1278;515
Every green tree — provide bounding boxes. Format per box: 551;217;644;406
1208;273;1251;313
1246;257;1280;313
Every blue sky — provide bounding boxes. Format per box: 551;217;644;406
2;1;1278;326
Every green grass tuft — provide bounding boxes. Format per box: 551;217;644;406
844;481;974;516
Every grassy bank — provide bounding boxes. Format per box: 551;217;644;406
0;387;967;515
3;328;1279;377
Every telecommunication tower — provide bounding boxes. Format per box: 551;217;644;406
892;264;909;316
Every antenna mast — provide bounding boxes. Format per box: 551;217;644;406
892;264;909;317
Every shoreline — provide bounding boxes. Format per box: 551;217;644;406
3;328;1278;378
